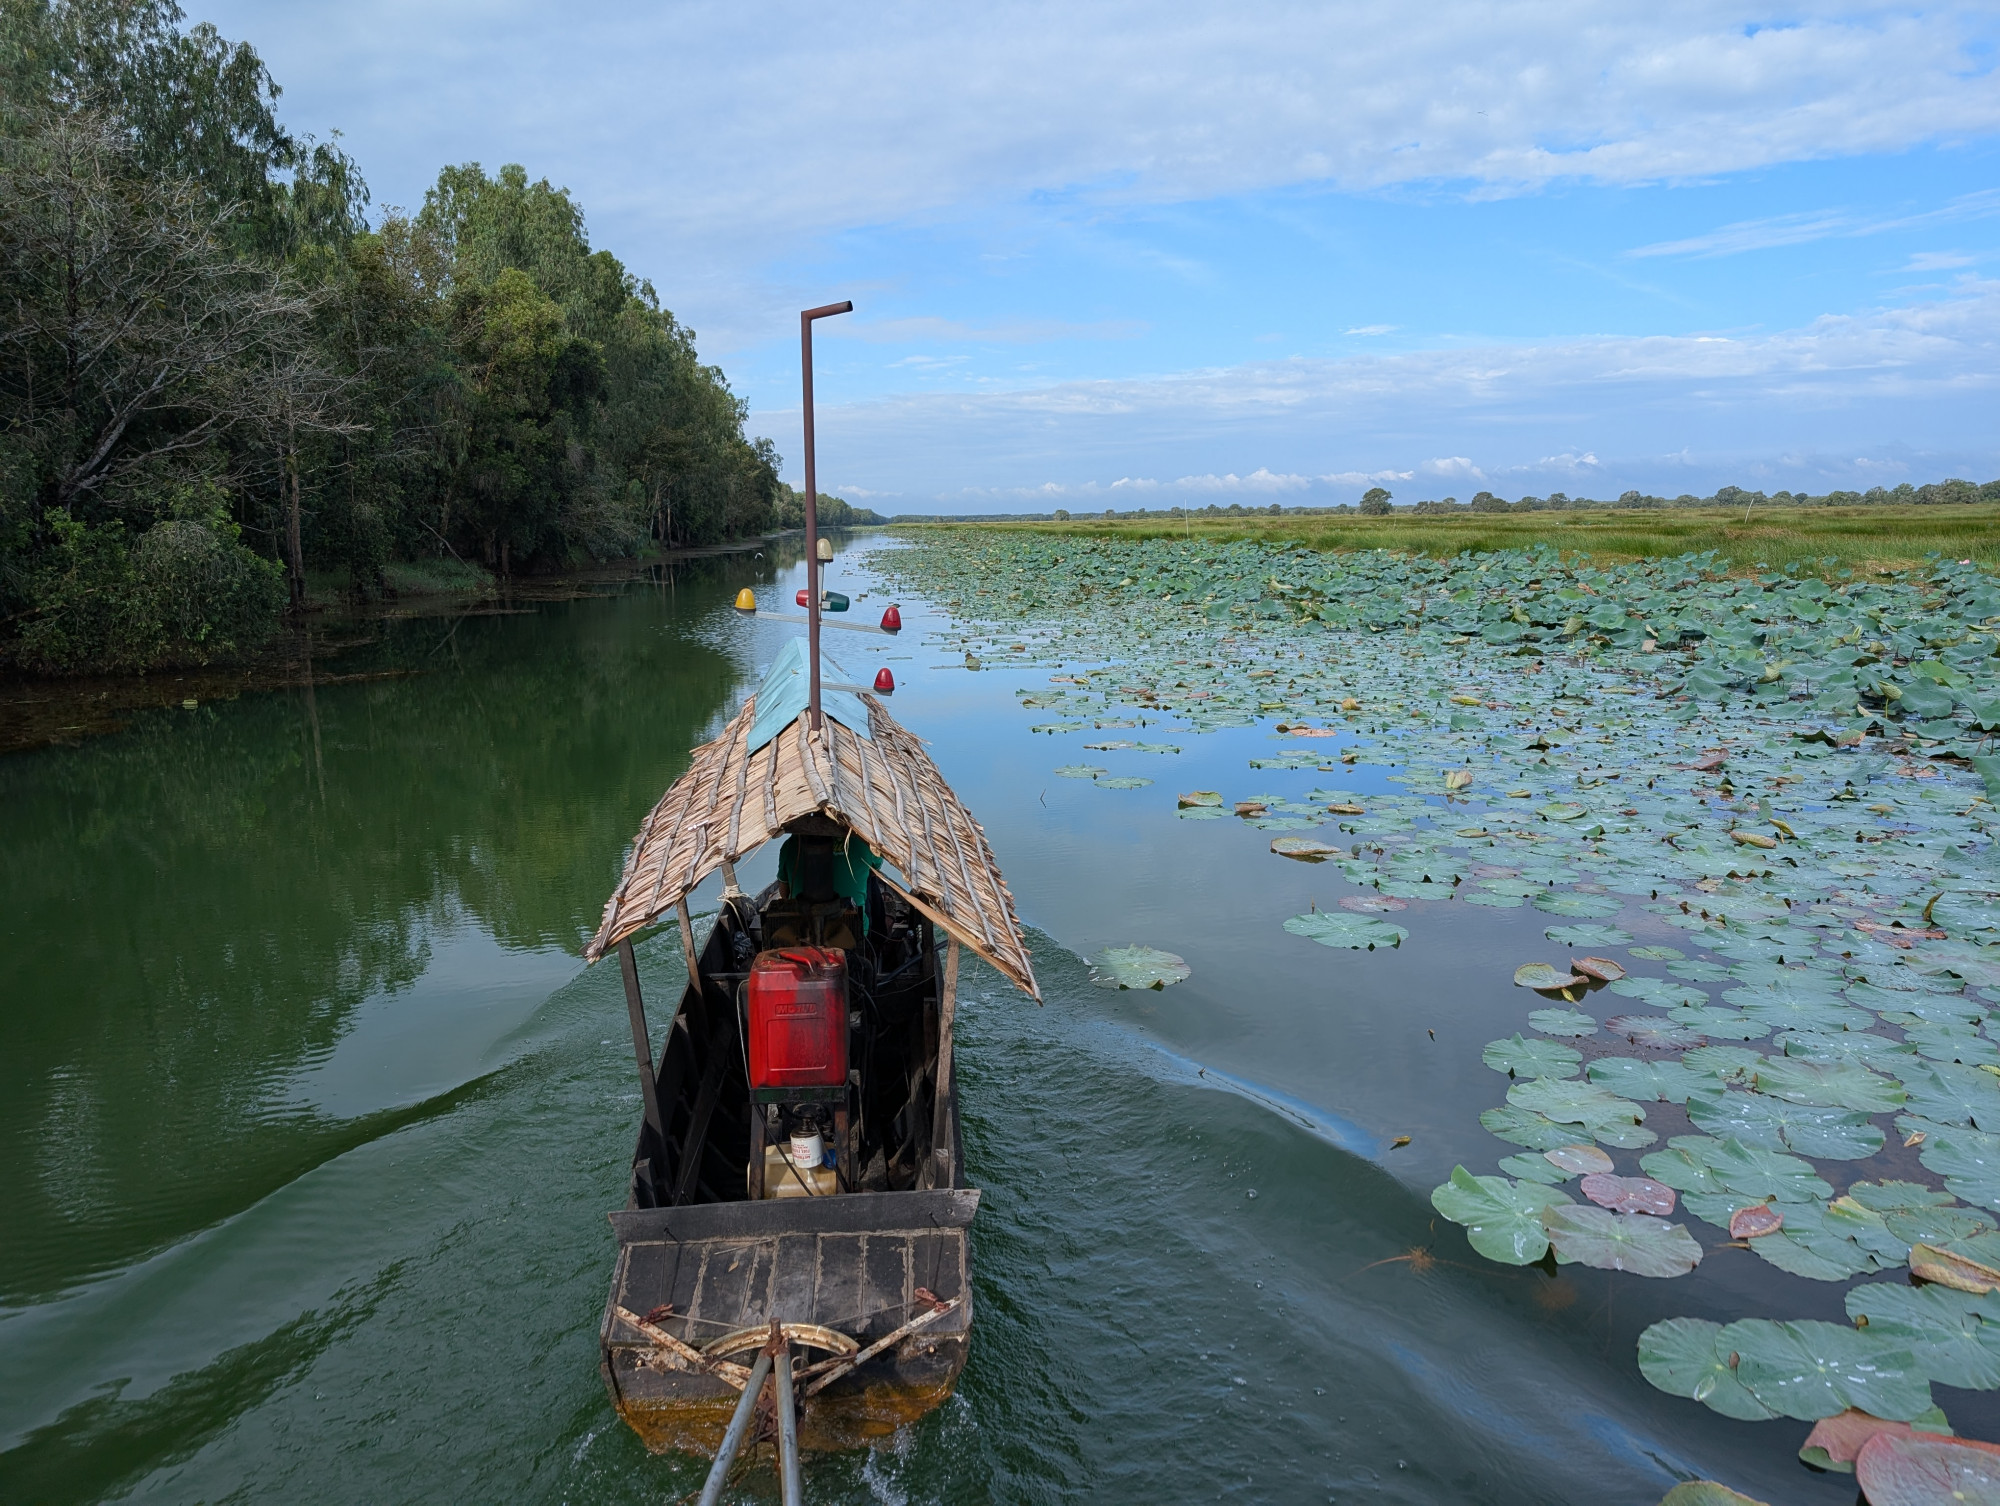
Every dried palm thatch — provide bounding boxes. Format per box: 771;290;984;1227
586;696;1040;1000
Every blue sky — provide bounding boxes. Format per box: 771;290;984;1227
191;1;2000;510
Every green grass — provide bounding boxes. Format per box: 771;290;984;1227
379;557;493;597
908;504;2000;574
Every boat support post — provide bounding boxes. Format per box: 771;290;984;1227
924;937;962;1189
696;1347;774;1506
775;1334;804;1506
617;940;666;1153
675;897;703;995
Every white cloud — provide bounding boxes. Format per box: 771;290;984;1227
1345;324;1398;336
196;1;2000;317
1627;188;2000;259
775;278;2000;502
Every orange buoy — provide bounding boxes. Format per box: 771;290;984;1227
880;605;902;632
734;588;756;611
873;668;896;693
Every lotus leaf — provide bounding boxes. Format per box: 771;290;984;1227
1580;1173;1677;1215
1665;1007;1772;1040
1270;836;1341;861
1846;1181;1959;1214
1095;775;1153;789
1479;1104;1577;1150
1855;1433;2000;1506
1514;962;1584;991
1904;1063;2000;1131
1685;1089;1883;1160
1534;891;1625;918
1845;1286;2000;1390
1545;1144;1615;1176
1751;1057;1906;1113
1630;945;1686;961
1588;1056;1709;1102
1429;1166;1574;1264
1644;1135;1834;1203
1283;911;1406;950
1055;763;1106;778
1657;1483;1771;1506
1682;1045;1766;1083
1090;945;1192;991
1507;1077;1647;1133
1603;1016;1708;1050
1720;1317;1931;1421
1528;1008;1598;1037
1545;924;1634;947
1542;1204;1702;1276
1483;1034;1582;1080
1498;1152;1569;1185
1637;1316;1778;1421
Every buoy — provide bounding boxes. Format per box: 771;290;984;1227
734;588;756;611
816;537;835;563
880;604;902;633
824;591;849;612
795;588;811;608
873;668;896;693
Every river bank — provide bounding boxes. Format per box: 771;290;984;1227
0;539;785;757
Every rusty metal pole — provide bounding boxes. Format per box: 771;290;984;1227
800;300;852;733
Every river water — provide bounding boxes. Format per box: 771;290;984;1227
0;539;1897;1504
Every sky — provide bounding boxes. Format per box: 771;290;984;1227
188;1;2000;511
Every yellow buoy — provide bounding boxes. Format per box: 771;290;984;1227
734;588;756;611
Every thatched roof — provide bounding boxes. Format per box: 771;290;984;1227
585;695;1041;1001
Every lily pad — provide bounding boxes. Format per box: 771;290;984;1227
1630;945;1686;961
1856;1433;2000;1506
1580;1173;1677;1215
1534;891;1625;919
1637;1316;1778;1421
1177;790;1222;807
1515;962;1586;991
1089;945;1191;991
1545;1144;1615;1176
1573;956;1628;983
1430;1166;1573;1264
1480;1104;1577;1150
1845;1283;2000;1391
1545;923;1635;947
1483;1034;1582;1080
1270;836;1341;861
1055;763;1106;778
1588;1056;1709;1102
1685;1089;1884;1160
1529;1008;1598;1037
1720;1317;1932;1421
1542;1204;1702;1276
1095;775;1153;789
1604;1016;1708;1050
1752;1057;1906;1113
1283;911;1407;950
1337;893;1408;912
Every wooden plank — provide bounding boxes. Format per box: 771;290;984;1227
671;1026;732;1206
610;1187;980;1244
693;1239;776;1333
767;1233;819;1324
860;1234;911;1342
811;1233;869;1333
618;941;666;1153
925;940;962;1188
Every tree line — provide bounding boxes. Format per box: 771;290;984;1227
1017;477;2000;523
0;0;788;675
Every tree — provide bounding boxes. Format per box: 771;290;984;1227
1470;491;1505;512
1358;487;1392;515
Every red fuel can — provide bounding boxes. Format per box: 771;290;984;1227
747;948;848;1096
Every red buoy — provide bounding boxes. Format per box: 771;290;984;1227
873;668;896;694
880;604;902;632
795;588;811;608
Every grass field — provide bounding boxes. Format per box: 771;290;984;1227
918;503;2000;573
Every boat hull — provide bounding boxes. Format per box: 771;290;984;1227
600;1189;977;1454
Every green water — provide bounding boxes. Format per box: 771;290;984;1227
0;545;1904;1503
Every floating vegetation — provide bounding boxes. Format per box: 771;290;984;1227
1089;945;1191;991
869;530;2000;1482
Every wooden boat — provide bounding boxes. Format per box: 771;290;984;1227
582;636;1040;1457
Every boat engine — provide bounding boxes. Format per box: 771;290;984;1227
747;946;849;1197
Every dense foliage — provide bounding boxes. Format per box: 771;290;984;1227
0;0;781;673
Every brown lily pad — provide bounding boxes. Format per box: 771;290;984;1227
1856;1431;2000;1505
1910;1241;2000;1293
1515;962;1587;992
1799;1410;1968;1474
1271;836;1341;861
1545;1144;1616;1176
1581;1173;1677;1215
1730;1204;1785;1240
1339;893;1408;913
1574;955;1626;983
